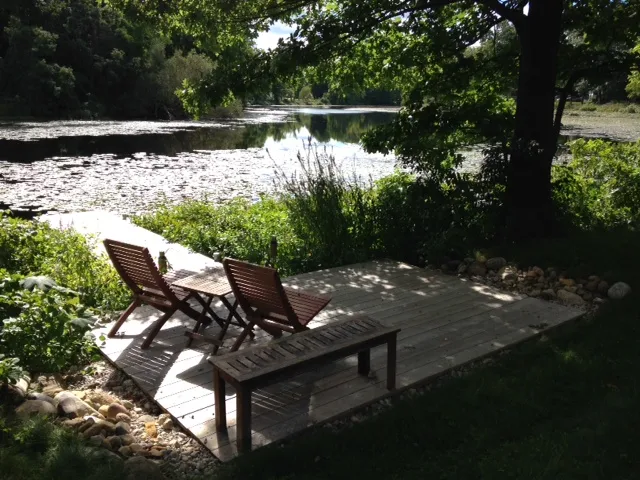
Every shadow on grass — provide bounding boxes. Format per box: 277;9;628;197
215;295;640;480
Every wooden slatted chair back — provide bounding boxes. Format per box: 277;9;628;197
104;239;176;301
223;258;303;330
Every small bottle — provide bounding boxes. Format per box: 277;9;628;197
158;251;168;274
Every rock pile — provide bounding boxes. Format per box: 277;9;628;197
13;365;219;479
443;256;632;307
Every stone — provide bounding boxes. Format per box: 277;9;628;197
144;422;158;438
582;292;593;302
467;261;487;276
585;280;599;292
557;289;586;306
121;400;135;410
540;289;557;300
82;419;116;438
559;278;576;287
597;280;610;295
608;282;632;300
107;403;129;419
26;392;55;406
485;257;506;271
89;435;104;447
69;390;87;401
148;447;165;458
161;419;174;431
107;435;123;450
78;417;96;433
115;421;131;435
564;286;578;294
62;417;87;429
129;443;145;454
498;265;518;281
98;405;110;417
157;413;170;426
54;391;100;419
138;414;155;424
119;446;133;457
42;378;64;397
116;413;132;423
457;263;467;274
120;434;135;446
124;457;167;480
529;289;541;298
15;400;56;418
530;266;544;277
85;390;117;408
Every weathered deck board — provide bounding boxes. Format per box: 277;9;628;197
93;258;583;462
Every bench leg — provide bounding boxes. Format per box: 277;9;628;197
214;368;227;430
387;335;397;390
236;386;252;453
357;349;371;376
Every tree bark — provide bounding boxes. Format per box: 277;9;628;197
505;0;564;240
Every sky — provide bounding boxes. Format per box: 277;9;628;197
255;21;295;50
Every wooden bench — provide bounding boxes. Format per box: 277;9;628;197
208;315;401;452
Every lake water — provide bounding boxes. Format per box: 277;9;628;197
1;107;638;217
0;107;398;216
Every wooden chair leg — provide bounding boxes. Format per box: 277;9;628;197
230;321;255;352
108;298;141;337
358;349;371;376
187;296;213;348
387;335;397;390
236;386;252;453
141;306;177;349
213;368;227;430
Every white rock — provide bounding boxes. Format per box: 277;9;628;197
607;282;632;300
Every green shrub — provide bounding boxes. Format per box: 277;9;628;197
0;272;99;373
0;355;24;387
0;417;126;480
553;139;640;229
0;213;129;311
135;197;307;276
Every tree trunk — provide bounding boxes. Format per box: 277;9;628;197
505;0;564;240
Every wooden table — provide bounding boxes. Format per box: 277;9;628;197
209;315;401;452
171;270;254;353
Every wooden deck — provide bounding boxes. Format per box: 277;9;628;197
93;259;584;462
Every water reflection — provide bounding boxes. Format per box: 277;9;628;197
0;111;396;163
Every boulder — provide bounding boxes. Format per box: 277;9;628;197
115;421;131;435
498;265;518;281
26;392;55;406
98;405;110;418
540;289;557;300
82;419;116;438
585;279;599;292
608;282;632;300
120;434;135;446
559;278;576;287
485;257;507;271
557;289;586;306
467;261;487;277
597;280;610;295
115;413;132;423
62;417;87;429
124;457;167;480
54;391;100;419
107;435;123;450
119;446;133;457
107;403;129;419
15;400;56;418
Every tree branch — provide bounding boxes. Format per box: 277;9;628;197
477;0;526;27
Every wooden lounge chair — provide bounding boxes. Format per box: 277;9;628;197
104;239;217;349
222;258;331;351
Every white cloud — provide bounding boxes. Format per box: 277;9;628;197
256;21;295;50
